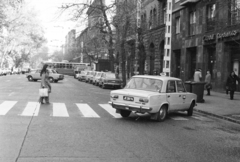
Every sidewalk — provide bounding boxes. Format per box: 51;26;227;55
194;90;240;124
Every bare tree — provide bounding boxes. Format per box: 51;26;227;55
60;0;116;72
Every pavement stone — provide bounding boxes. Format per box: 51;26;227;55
194;90;240;125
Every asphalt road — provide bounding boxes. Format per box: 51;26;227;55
0;74;240;162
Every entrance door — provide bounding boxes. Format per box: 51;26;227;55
187;47;197;80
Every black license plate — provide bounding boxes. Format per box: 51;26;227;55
123;96;134;101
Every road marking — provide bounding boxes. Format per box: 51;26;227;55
99;104;122;118
170;116;188;120
52;103;69;117
76;103;100;118
6;80;10;82
20;102;40;116
0;101;17;115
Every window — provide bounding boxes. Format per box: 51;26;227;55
153;8;157;27
125;78;163;92
206;4;216;31
163;3;167;24
176;17;180;34
166;61;170;68
167;81;176;93
230;0;240;25
189;11;196;35
176;81;186;92
149;10;153;29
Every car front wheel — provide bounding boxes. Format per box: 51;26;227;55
28;76;33;81
187;102;194;116
156;105;167;122
120;110;131;117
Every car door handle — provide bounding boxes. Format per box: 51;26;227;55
168;95;170;98
179;95;181;97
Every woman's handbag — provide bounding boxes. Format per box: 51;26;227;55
39;88;48;97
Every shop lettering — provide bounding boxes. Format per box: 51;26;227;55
203;34;215;41
203;30;238;42
217;30;238;39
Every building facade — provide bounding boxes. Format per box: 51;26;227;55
171;0;240;91
140;0;168;75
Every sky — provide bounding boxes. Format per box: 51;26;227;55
25;0;114;54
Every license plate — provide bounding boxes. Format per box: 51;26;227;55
123;96;134;101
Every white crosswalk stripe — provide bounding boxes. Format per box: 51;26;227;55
0;101;17;115
52;103;69;117
99;104;122;118
20;102;40;116
0;101;208;121
76;103;100;118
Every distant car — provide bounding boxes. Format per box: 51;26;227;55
108;75;197;122
78;71;88;81
92;72;104;85
99;72;122;89
26;69;64;83
85;71;96;83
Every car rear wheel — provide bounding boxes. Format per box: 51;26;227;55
120;110;131;117
156;105;167;122
49;77;54;83
187;102;194;116
28;76;33;81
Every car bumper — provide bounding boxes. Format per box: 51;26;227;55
104;83;121;87
108;101;152;113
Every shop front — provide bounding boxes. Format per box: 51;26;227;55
203;29;240;91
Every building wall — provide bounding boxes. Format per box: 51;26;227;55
171;0;240;91
141;0;167;75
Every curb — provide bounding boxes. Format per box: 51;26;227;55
194;109;240;125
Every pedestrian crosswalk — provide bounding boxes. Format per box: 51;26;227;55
0;101;207;121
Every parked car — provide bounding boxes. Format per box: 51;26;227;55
99;72;122;89
26;69;64;83
78;71;88;81
85;71;96;83
92;72;104;85
108;75;197;122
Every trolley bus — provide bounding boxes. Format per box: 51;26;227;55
43;62;90;76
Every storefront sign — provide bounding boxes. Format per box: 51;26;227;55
203;30;238;42
217;30;238;40
203;34;215;41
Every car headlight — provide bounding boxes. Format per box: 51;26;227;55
111;94;119;99
139;98;149;103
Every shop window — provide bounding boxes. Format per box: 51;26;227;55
176;16;180;34
189;11;196;35
206;4;216;31
230;0;240;25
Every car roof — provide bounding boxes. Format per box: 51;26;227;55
132;75;181;81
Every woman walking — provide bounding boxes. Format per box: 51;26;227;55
205;70;212;95
226;71;240;100
39;64;51;104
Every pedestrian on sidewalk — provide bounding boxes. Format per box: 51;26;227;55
226;71;240;100
39;64;51;104
205;70;212;95
193;68;202;82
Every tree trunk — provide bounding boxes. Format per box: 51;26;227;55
121;40;127;87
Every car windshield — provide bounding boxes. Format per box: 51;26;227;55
96;73;102;77
106;73;116;79
125;78;163;92
81;71;87;75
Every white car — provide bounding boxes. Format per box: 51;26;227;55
92;72;104;85
26;69;64;83
109;75;197;122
